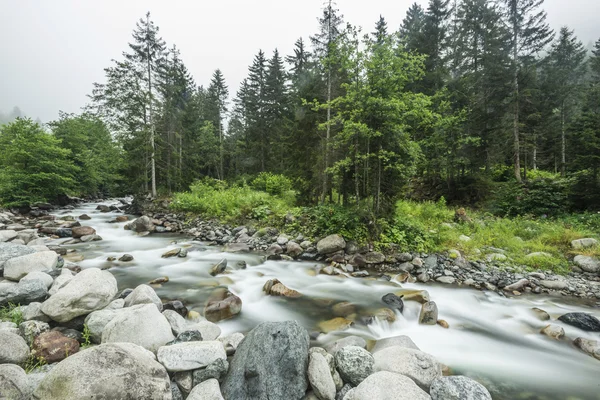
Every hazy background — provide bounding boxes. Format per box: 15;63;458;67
1;0;599;123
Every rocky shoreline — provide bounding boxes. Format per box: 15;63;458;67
129;199;600;302
1;199;600;399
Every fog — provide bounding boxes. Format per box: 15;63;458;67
1;0;598;123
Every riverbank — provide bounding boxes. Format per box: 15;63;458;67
1;200;600;399
133;197;600;302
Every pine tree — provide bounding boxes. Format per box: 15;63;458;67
453;0;512;172
400;3;425;52
264;49;289;172
207;69;229;179
499;0;554;182
543;27;587;176
157;45;195;191
124;12;167;197
246;50;269;171
311;0;344;202
421;0;452;93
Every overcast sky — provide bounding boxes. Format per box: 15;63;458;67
1;0;599;123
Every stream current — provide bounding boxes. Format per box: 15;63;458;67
51;202;600;400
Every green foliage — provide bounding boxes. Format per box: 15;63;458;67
0;118;77;207
81;324;92;349
0;302;23;325
299;205;371;243
24;354;47;373
251;172;294;196
383;199;598;273
49;113;123;196
171;180;295;222
489;178;571;217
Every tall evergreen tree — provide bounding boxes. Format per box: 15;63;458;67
499;0;553;182
400;3;426;52
543;27;587;176
207;69;229;179
311;0;344;202
124;12;167;196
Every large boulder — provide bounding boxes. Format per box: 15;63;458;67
430;376;492;400
0;279;48;307
573;338;600;360
188;378;224;400
0;331;30;365
263;279;302;298
558;312;600;332
192;358;229;385
83;308;123;343
345;371;431;400
32;331;80;364
222;321;310;400
573;255;600;273
371;335;419;353
0;364;31;400
324;336;367;355
204;289;242;322
124;284;163;311
102;304;175;353
0;230;17;242
32;343;171;400
157;341;226;372
373;346;442;391
334;346;374;386
419;301;438;325
71;226;96;239
41;268;117;323
571;238;599;249
0;242;36;269
308;351;335;400
3;251;58;281
21;271;53;289
125;216;155;233
317;235;346;255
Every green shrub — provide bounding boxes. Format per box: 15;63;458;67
251;172;294;196
171;180;295;222
489;178;571;217
298;205;371;243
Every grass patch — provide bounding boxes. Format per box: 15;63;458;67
170;179;297;224
384;199;599;273
0;302;23;325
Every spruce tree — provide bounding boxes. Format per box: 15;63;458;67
499;0;553;182
311;0;344;202
400;3;425;52
543;27;587;176
207;69;229;179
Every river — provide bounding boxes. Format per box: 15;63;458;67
51;202;600;400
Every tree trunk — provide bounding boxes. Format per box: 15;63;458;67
219;119;224;180
533;133;537;171
146;14;157;198
322;65;331;204
561;102;566;177
512;13;522;183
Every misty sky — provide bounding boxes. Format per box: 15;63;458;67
1;0;599;123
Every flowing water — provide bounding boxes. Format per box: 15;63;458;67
52;202;600;400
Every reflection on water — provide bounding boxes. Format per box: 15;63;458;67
52;202;600;400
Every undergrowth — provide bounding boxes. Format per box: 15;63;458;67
0;302;23;325
170;177;599;274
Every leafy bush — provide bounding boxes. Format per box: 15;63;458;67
489;178;571;217
295;205;371;243
171;180;294;222
251;172;294;196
